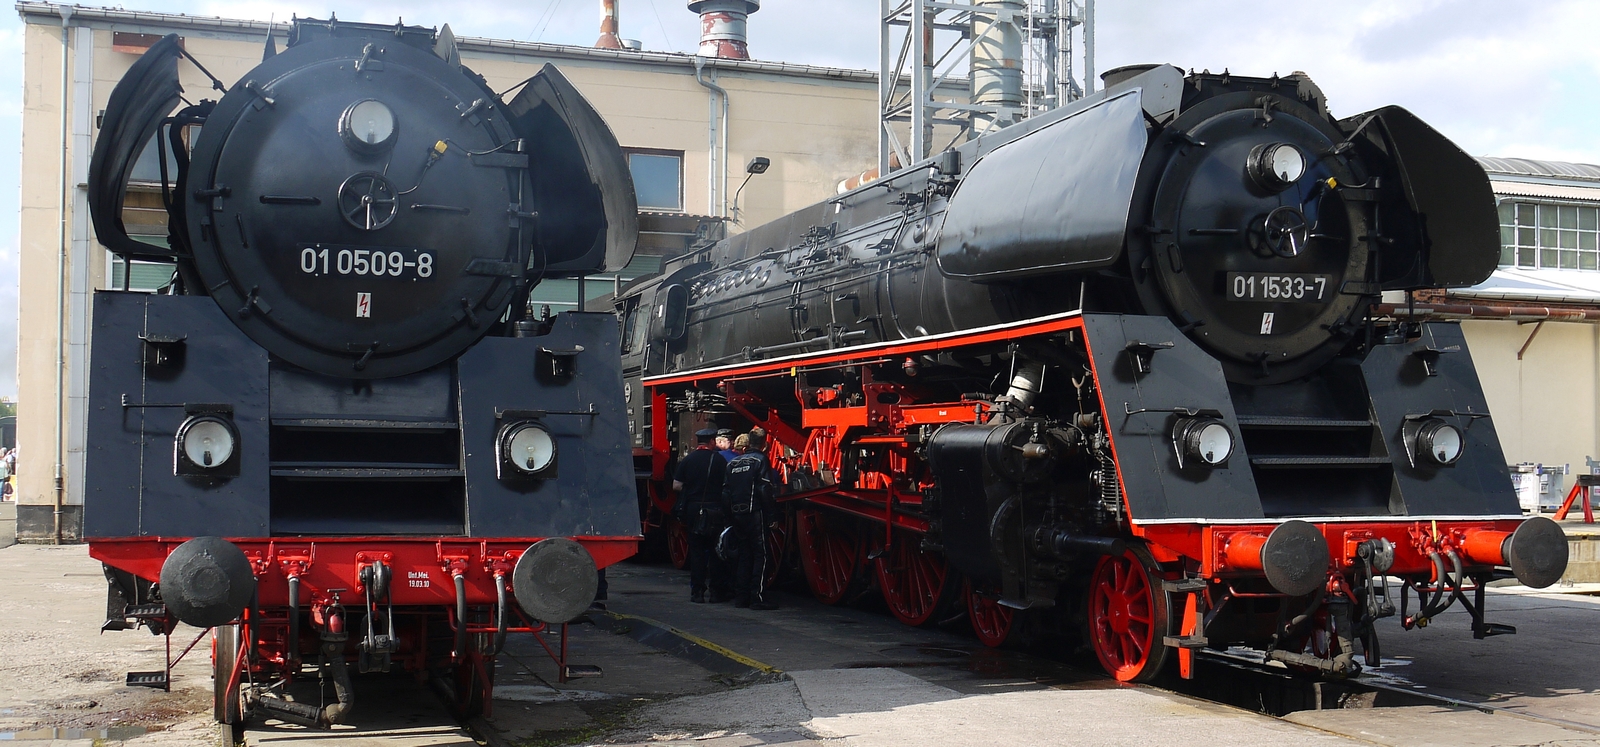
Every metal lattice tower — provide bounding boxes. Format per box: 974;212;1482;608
877;0;1095;175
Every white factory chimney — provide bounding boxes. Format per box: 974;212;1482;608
687;0;759;60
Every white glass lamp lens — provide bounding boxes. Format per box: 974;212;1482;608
1271;144;1305;183
348;100;395;145
510;426;555;472
183;420;234;468
1196;422;1233;464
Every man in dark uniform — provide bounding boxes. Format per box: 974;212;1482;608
722;430;779;609
673;428;729;603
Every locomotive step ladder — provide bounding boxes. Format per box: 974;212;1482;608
1555;473;1598;524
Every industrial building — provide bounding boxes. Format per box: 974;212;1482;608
10;0;1600;540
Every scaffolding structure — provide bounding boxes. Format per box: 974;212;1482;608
877;0;1095;175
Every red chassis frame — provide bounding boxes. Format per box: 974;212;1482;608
640;311;1528;677
92;535;637;715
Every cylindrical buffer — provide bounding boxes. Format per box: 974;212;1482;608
1503;516;1569;589
1222;521;1330;597
159;537;257;628
513;538;600;623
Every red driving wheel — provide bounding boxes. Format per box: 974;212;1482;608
764;517;788;590
965;580;1014;647
796;508;861;605
667;518;689;570
1088;545;1170;682
876;531;956;626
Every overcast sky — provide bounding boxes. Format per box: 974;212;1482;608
0;0;1596;399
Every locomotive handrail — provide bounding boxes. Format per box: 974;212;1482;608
1122;403;1222;419
119;394;232;415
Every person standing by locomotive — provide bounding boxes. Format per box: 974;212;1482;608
715;429;738;463
673;428;730;603
722;430;780;609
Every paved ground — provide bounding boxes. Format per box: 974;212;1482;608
4;543;1600;747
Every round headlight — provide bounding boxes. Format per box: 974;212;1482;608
1248;142;1305;192
1417;419;1463;466
1174;417;1234;468
340;99;397;153
503;422;556;475
179;416;236;469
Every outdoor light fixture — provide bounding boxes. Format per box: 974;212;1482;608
174;414;240;476
1247;142;1305;192
498;420;557;479
1413;418;1464;467
1172;416;1234;469
732;156;772;222
340;99;398;154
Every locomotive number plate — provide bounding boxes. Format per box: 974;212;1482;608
299;245;435;279
1226;273;1331;303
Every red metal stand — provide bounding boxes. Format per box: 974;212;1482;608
1555;474;1597;523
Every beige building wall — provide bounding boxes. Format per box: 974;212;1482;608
14;3;885;540
1462;320;1600;473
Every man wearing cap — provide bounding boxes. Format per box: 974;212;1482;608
673;428;730;603
715;429;739;463
721;430;780;609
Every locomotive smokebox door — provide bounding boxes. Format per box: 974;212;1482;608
504;64;639;276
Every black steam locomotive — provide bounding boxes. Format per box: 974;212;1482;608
85;18;638;723
619;65;1569;681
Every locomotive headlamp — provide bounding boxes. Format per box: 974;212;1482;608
1247;142;1306;192
175;414;240;476
340;99;398;154
499;421;557;478
1415;418;1464;466
1173;417;1234;469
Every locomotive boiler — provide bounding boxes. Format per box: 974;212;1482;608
618;64;1569;681
85;18;639;723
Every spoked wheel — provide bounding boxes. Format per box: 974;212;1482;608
796;508;863;604
211;625;244;724
667;518;689;570
965;580;1015;647
1088;544;1171;682
764;516;789;590
876;531;958;626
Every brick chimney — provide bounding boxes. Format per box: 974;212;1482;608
596;0;623;49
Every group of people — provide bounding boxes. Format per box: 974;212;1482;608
671;427;780;610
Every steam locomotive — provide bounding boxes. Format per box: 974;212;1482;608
618;64;1570;681
85;18;638;723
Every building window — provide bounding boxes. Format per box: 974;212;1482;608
107;256;176;293
626;150;683;212
1500;200;1600;271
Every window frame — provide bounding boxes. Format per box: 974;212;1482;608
1497;197;1600;272
623;147;685;213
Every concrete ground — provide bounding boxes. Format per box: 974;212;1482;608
4;542;1600;747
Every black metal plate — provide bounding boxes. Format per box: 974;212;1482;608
83;293;271;539
1360;323;1520;517
1083;314;1264;521
457;313;638;538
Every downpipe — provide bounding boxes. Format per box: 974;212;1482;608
692;56;729;217
52;6;72;545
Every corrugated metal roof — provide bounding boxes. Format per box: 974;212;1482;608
1491;180;1600;202
1477;157;1600;183
1457;267;1600;305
